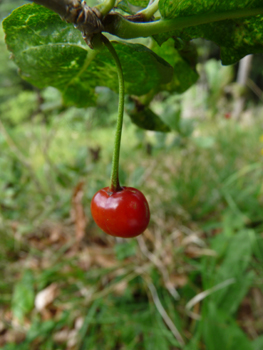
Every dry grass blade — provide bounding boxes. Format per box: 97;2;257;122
186;278;236;319
147;282;185;346
71;181;87;243
137;235;180;300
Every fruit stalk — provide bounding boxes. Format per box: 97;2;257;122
101;35;124;192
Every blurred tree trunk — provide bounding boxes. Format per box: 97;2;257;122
232;55;253;120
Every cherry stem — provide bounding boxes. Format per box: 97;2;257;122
101;35;124;192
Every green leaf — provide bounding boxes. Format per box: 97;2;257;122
157;1;263;64
215;229;254;277
159;0;262;20
0;91;37;125
124;39;198;131
217;271;254;315
78;300;101;347
203;230;255;315
158;94;195;137
127;0;149;8
126;98;171;132
3;4;173;108
0;342;31;350
157;94;181;129
151;39;199;93
117;0;135;14
12;270;35;322
253;336;263;350
26;319;57;341
202;302;253;350
114;241;137;260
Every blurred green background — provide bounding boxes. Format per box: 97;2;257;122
1;1;263;349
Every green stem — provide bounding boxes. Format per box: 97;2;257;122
102;35;124;192
137;0;159;21
104;7;263;39
95;0;116;18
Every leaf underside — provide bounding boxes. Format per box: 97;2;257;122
127;99;171;132
151;39;199;93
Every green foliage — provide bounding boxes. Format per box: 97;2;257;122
114;240;137;260
202;302;253;350
0;27;27;104
197;228;258;350
3;4;173;108
164;122;263;221
253;336;263;350
11;270;35;322
0;91;37;125
157;1;263;64
152;38;199;94
127;99;171;132
2;0;263;130
159;0;263;19
203;230;255;314
127;0;149;7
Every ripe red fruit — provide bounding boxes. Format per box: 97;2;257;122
91;186;150;238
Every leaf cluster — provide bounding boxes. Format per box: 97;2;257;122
2;0;263;130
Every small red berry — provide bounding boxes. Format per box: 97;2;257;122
91;186;150;238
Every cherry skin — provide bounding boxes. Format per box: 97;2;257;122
91;186;150;238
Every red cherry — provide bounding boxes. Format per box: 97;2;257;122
91;186;150;238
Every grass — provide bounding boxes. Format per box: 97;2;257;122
1;106;263;349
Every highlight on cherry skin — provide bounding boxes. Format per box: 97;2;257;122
91;186;150;238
